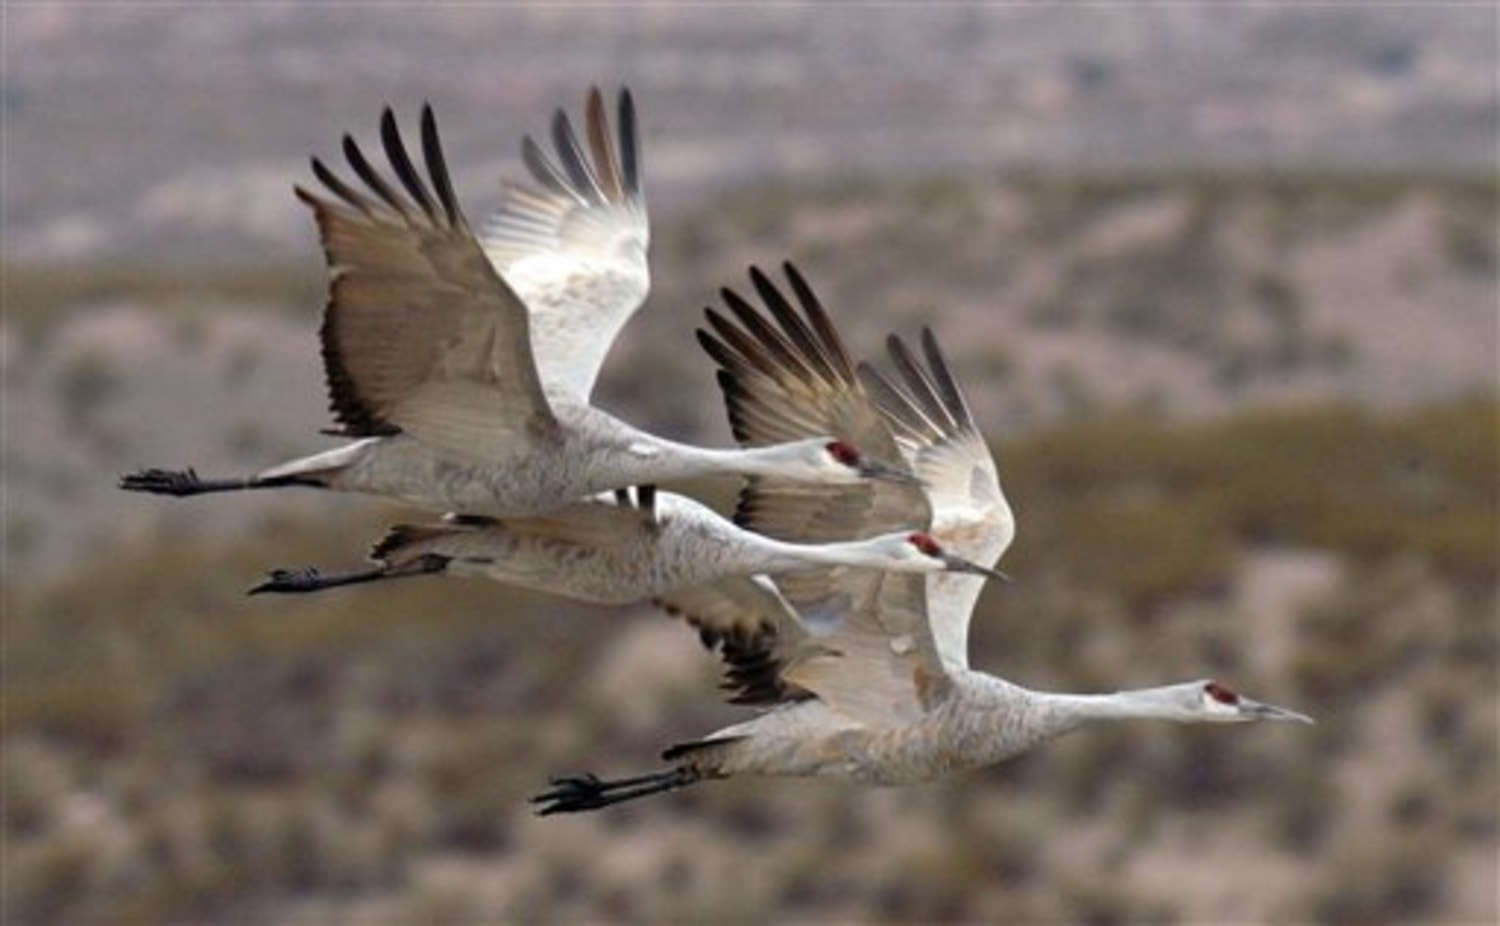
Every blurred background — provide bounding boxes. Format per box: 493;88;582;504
4;5;1496;922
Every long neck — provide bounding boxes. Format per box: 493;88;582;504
749;534;903;572
1028;685;1192;728
635;434;822;481
951;676;1194;768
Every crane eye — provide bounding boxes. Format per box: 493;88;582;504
826;440;860;467
1204;681;1240;705
907;532;942;556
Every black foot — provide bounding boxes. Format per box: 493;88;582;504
248;556;445;596
532;774;612;814
119;467;210;496
530;768;698;816
248;567;335;595
120;468;313;497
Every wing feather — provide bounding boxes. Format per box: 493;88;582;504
858;330;1014;671
380;108;439;219
655;576;812;706
481;87;650;401
701;263;923;545
301;105;557;451
695;263;949;720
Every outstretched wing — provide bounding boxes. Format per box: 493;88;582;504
859;330;1014;671
696;263;950;722
299;105;560;459
480;87;649;401
698;262;926;547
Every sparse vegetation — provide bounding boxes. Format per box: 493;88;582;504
4;169;1493;921
5;400;1494;922
3;261;320;336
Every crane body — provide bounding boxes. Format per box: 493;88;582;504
252;488;1005;604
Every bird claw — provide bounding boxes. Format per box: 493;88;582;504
247;567;323;595
530;767;697;815
531;773;610;815
119;467;203;496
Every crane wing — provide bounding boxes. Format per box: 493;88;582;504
697;262;927;547
655;576;812;706
480;88;649;402
298;105;560;458
696;263;950;724
858;330;1014;671
778;573;948;725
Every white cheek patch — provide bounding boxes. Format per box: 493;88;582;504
890;634;915;656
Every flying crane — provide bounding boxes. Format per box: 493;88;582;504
533;264;1312;814
248;484;1006;604
120;91;907;516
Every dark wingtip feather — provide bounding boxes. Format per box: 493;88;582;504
550;105;603;204
317;279;400;439
750;263;844;382
717;278;814;381
783;262;853;376
380;106;437;220
583;86;623;202
918;326;976;432
420;103;463;227
886;332;955;430
342;127;410;218
618;87;640;195
696;326;742;374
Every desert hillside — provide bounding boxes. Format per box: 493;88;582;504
6;6;1498;921
6;171;1494;578
5;169;1496;922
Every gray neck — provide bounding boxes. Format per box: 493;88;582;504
637;435;824;481
1012;683;1202;737
751;534;899;573
946;677;1196;769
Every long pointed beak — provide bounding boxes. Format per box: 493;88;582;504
1239;697;1315;724
858;458;925;487
939;553;1011;583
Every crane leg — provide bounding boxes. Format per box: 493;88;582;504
247;554;449;596
531;767;700;815
119;467;320;497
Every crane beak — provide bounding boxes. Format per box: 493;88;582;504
1238;697;1315;725
939;553;1011;583
857;458;925;487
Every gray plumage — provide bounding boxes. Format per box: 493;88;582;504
533;264;1311;815
248;486;1005;605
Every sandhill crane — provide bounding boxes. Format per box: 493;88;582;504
119;91;908;517
532;264;1312;814
247;484;1006;604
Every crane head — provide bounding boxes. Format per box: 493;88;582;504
1186;679;1314;724
815;440;922;486
866;531;1011;581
